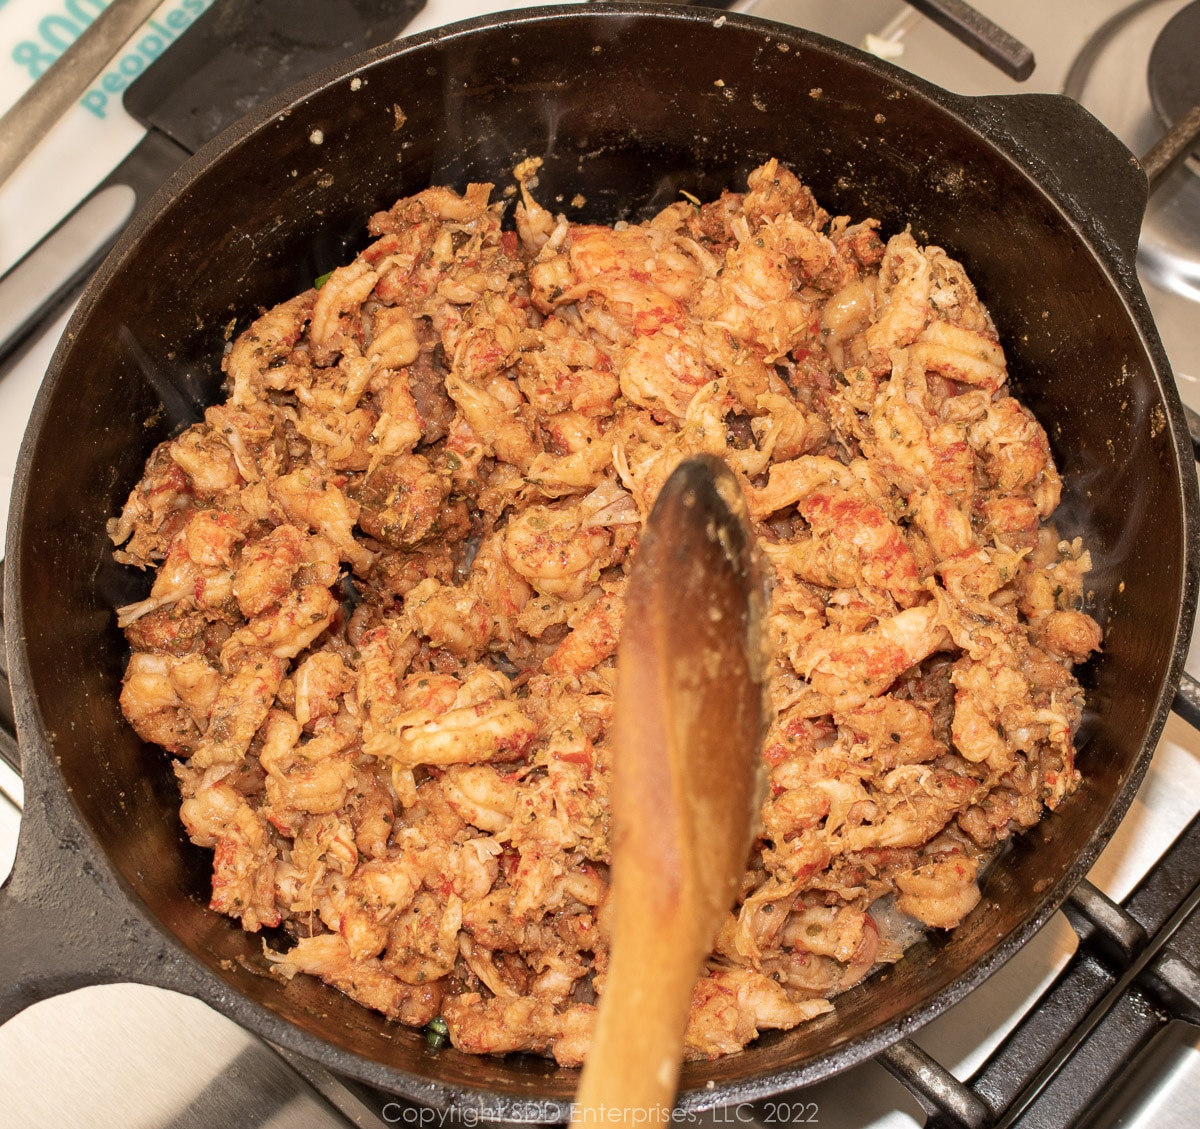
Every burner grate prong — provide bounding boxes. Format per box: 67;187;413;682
1065;879;1150;971
1140;952;1200;1024
879;1038;994;1129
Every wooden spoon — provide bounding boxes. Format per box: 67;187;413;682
573;453;768;1124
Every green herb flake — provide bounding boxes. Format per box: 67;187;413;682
424;1016;450;1050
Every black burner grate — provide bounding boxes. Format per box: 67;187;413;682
879;800;1200;1128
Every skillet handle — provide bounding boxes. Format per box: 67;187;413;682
0;760;175;1025
958;93;1147;270
0;562;135;1021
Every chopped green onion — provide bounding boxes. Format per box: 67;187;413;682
314;270;334;289
424;1016;450;1049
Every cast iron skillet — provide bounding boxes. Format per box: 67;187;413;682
1;4;1196;1118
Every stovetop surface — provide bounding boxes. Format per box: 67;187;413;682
1;2;1199;1127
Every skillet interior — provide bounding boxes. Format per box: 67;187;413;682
7;4;1195;1113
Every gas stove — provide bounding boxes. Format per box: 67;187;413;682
2;2;1200;1127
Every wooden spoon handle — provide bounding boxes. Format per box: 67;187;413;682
573;920;705;1119
573;454;766;1125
